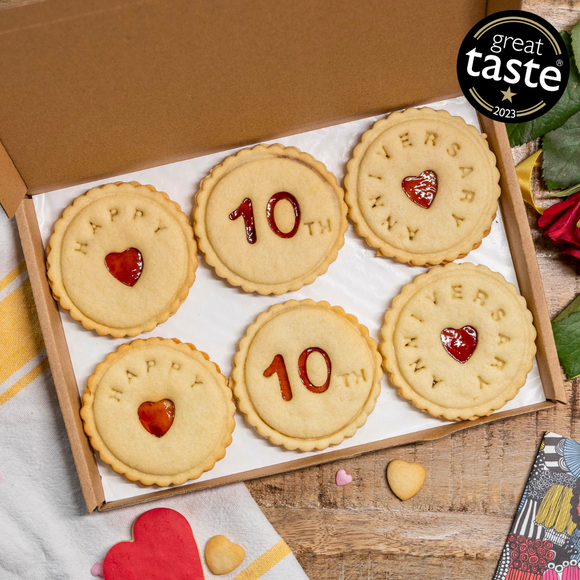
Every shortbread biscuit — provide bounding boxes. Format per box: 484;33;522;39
386;459;426;501
193;144;348;295
81;338;235;486
380;263;536;421
47;182;197;337
205;536;245;575
345;108;501;265
231;299;382;451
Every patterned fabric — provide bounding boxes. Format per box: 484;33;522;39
0;218;47;408
494;433;580;580
514;499;544;539
506;535;554;579
544;436;571;474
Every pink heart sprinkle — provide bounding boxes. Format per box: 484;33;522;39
91;560;104;577
336;469;353;486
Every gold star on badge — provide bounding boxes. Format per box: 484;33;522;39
500;87;516;103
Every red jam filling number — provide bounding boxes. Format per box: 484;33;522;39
264;347;332;401
138;399;175;437
440;326;478;363
401;170;438;209
297;347;331;393
229;198;257;244
105;248;143;287
230;192;301;244
265;192;301;238
263;354;293;401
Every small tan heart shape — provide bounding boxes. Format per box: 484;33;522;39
205;535;245;575
386;459;426;501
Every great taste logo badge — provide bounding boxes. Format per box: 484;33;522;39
457;10;569;122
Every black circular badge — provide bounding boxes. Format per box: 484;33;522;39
457;10;569;122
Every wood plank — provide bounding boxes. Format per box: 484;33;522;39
261;508;513;558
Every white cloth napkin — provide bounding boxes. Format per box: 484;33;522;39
0;211;309;580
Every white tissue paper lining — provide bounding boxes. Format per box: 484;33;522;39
33;97;546;502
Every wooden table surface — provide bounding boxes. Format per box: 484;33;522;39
246;2;580;577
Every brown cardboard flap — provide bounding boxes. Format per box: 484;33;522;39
0;0;486;211
15;199;104;512
0;139;27;218
487;0;523;14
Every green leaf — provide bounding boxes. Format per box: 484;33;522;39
506;122;534;147
547;182;580;197
506;32;580;146
554;294;580;323
571;20;580;74
553;310;580;379
543;110;580;189
551;293;580;380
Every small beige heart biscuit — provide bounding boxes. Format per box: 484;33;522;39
386;459;426;501
205;535;245;575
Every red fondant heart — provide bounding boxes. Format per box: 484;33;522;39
441;326;478;363
103;508;204;580
105;248;143;287
401;170;438;209
138;400;175;438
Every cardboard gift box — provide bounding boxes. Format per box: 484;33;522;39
0;0;566;513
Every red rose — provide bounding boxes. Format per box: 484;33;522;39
538;191;580;259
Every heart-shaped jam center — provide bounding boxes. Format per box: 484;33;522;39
441;326;478;363
401;170;438;209
138;399;175;437
105;248;143;287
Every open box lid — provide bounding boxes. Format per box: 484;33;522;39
10;0;565;515
0;0;521;218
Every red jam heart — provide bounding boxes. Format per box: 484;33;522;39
441;326;478;363
401;170;438;209
138;400;175;437
105;248;143;287
103;508;205;580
